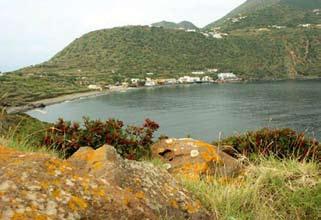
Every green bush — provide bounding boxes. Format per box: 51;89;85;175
214;128;321;162
42;117;159;159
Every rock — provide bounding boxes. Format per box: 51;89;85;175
151;138;243;179
0;145;213;219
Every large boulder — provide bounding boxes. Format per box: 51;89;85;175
0;145;213;220
151;138;243;179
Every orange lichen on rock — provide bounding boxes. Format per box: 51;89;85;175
68;196;88;211
0;145;213;219
151;138;243;178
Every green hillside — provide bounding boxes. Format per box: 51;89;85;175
206;0;321;30
1;0;321;107
1;25;321;107
151;21;198;30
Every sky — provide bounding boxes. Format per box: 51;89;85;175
0;0;245;72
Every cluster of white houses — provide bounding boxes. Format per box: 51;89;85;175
87;72;241;91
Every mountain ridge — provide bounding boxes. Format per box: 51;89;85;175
151;20;199;30
205;0;321;30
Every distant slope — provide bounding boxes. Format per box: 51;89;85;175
2;25;321;106
205;0;321;30
151;21;198;30
18;26;321;79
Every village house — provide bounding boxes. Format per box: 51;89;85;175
201;32;210;37
88;85;103;91
201;76;214;83
207;68;218;73
145;78;157;87
121;82;129;87
271;25;286;29
313;9;320;15
164;78;177;85
178;76;201;84
298;24;311;28
217;73;239;81
130;78;141;84
129;78;146;87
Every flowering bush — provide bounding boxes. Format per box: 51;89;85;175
214;128;320;162
42;117;159;159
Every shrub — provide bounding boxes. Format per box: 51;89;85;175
42;117;159;159
214;128;320;162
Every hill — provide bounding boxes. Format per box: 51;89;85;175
151;20;198;30
205;0;321;30
1;25;320;107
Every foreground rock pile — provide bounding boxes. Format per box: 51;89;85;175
0;144;213;220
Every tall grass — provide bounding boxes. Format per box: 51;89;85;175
0;93;59;156
181;157;321;220
0;136;58;157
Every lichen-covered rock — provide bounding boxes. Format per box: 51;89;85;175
151;138;243;179
0;145;213;220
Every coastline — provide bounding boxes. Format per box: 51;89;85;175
6;77;321;114
6;87;131;114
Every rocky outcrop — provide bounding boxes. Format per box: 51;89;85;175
0;145;213;219
151;138;243;179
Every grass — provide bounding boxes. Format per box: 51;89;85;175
0;135;59;157
180;157;321;220
0;101;59;157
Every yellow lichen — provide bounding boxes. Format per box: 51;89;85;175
184;202;201;214
51;189;61;199
12;212;49;220
92;188;106;197
68;196;88;211
170;200;179;209
135;191;145;200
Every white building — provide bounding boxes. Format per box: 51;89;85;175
145;78;156;87
201;76;214;83
130;78;141;84
271;25;286;29
207;68;218;73
217;73;238;81
88;85;102;91
212;33;223;39
201;33;210;37
146;72;154;76
164;78;177;85
298;24;311;28
178;76;200;84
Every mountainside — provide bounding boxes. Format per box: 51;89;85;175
206;0;321;30
151;21;198;30
2;0;321;107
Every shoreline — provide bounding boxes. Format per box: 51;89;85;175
6;87;131;114
6;77;321;114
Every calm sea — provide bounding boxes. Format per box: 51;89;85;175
27;80;321;142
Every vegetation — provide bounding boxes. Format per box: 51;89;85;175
1;25;321;107
214;128;321;162
206;0;321;30
151;20;199;30
0;105;57;156
181;157;321;220
42;117;159;159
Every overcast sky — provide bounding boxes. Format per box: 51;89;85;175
0;0;245;72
